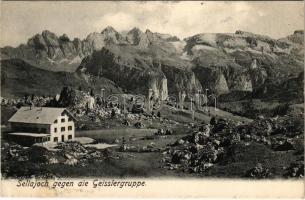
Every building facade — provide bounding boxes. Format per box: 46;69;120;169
49;112;75;142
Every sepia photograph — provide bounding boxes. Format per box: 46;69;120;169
0;0;304;198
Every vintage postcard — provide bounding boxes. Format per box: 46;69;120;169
0;1;304;198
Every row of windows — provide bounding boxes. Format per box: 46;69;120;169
13;126;46;133
54;117;72;124
53;135;73;142
54;126;73;133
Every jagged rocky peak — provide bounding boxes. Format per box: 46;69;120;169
145;29;163;44
59;34;71;42
86;32;101;39
73;38;82;47
153;31;180;42
294;30;304;35
41;30;60;46
126;27;149;46
27;30;61;49
101;26;125;41
87;26;124;47
145;29;153;34
3;29;91;70
27;33;48;50
85;32;106;51
128;27;143;34
73;37;82;43
101;25;118;34
126;27;180;46
127;27;144;35
286;30;304;45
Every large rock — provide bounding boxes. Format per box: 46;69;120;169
58;86;96;110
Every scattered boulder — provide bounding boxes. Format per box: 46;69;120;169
210;117;217;126
48;157;59;164
230;133;241;145
176;139;185;145
192;131;209;144
113;138;120;144
119;141;159;153
199;124;210;137
284;162;304;178
65;158;78;166
134;122;145;129
165;129;173;135
245;163;272;179
211;118;230;133
155;128;174;136
155;128;165;136
274;140;295;151
122;119;130;126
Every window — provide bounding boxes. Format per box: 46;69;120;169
61;127;65;132
61;113;65;116
61;118;65;123
54;137;58;142
68;126;73;131
54;128;57;133
68;135;72;140
68;117;72;122
54;119;58;124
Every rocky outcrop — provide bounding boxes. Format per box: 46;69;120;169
161;64;202;95
147;75;168;101
252;71;304;103
78;44;201;97
58;86;96;110
192;67;229;94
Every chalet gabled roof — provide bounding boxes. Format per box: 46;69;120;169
8;107;75;125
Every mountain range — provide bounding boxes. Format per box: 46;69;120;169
1;26;304;101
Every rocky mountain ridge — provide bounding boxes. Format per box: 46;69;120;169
1;26;180;72
1;27;303;100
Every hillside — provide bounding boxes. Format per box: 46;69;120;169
0;59;122;98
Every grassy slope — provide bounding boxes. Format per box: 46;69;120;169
1;58;121;98
36;126;303;178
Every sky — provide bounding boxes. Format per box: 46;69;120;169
0;1;304;47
